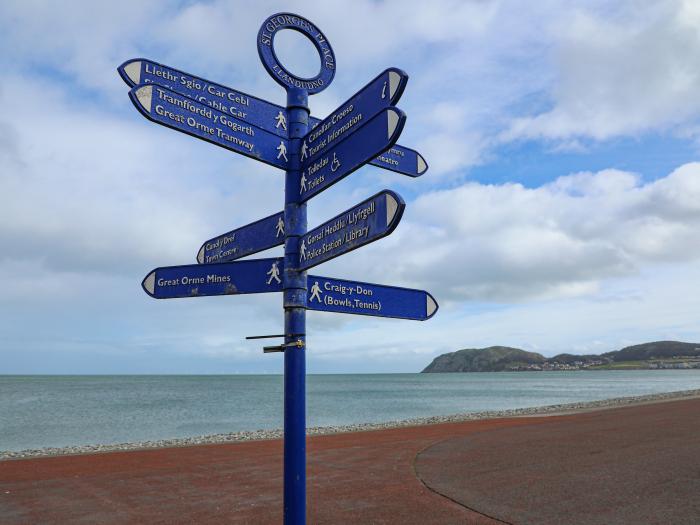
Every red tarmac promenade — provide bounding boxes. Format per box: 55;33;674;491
1;397;699;524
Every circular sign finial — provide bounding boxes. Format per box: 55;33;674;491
257;13;335;95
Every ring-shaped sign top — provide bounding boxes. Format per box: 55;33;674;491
257;13;335;95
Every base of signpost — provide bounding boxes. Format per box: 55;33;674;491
283;326;306;523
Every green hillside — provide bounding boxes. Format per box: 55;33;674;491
422;346;545;373
422;341;700;373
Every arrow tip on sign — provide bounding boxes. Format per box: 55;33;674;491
142;271;156;296
387;108;403;140
385;192;400;226
132;85;153;113
122;60;141;85
197;245;205;264
389;70;402;100
417;152;428;175
426;294;439;319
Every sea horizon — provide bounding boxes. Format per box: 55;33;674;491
3;371;700;452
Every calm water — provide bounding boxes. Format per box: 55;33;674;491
2;371;699;451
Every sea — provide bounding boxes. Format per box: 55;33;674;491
2;371;700;452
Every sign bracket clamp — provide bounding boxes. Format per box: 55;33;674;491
263;340;305;353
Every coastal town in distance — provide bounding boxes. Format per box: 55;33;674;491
509;355;700;371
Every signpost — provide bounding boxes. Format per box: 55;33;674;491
299;108;406;202
142;258;284;299
143;265;437;321
306;276;438;320
299;190;404;271
197;211;285;264
129;84;289;170
118;59;427;176
370;144;429;177
121;11;437;525
120;58;290;138
301;68;408;165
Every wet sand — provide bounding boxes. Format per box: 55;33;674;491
1;393;699;524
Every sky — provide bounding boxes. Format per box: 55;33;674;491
2;0;700;374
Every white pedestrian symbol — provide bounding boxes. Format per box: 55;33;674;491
276;141;288;162
309;281;322;302
300;240;307;260
300;173;307;194
275;111;287;130
300;140;308;161
331;152;341;172
381;81;387;99
275;217;285;238
266;261;281;285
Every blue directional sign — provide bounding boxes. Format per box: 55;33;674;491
119;58;290;138
128;84;289;170
302;68;408;166
299;190;404;271
299;108;406;202
142;258;284;299
197;211;285;264
309;112;427;176
119;58;427;177
372;145;428;177
306;275;438;320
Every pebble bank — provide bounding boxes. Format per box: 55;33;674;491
3;388;699;461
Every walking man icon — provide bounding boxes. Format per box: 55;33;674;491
275;111;287;130
266;261;282;285
275;217;285;238
300;173;307;194
300;240;307;261
300;141;308;161
277;141;288;162
309;281;322;302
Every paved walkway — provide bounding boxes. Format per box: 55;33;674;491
415;397;700;525
1;397;698;524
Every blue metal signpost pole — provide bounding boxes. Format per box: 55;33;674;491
127;11;435;525
284;86;309;524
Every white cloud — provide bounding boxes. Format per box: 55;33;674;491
504;0;700;142
0;74;287;277
343;163;700;303
3;1;698;175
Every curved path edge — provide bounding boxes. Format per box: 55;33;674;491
415;397;700;525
